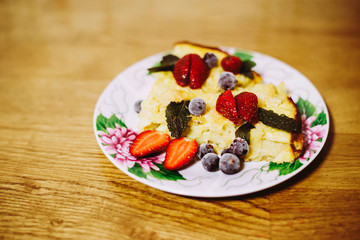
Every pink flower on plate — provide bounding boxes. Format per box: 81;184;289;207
98;123;164;172
299;114;327;164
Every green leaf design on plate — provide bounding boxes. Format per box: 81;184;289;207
128;163;185;181
128;163;148;179
234;51;253;61
311;111;327;127
149;163;186;181
96;113;108;133
96;113;127;134
107;114;127;128
296;97;316;117
268;160;303;176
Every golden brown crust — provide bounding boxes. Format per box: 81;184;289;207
289;96;304;160
174;41;229;55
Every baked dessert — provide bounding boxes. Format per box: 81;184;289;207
134;42;303;172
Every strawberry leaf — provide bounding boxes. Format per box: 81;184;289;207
165;101;191;139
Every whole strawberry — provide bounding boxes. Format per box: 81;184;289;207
235;92;259;124
221;55;242;75
173;54;209;89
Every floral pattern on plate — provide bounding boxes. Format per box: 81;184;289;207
96;114;185;181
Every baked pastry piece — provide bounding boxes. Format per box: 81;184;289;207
138;42;303;163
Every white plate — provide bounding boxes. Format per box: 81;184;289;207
93;47;329;198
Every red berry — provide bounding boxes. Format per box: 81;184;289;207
129;130;171;158
234;92;259;124
221;55;242;75
164;137;198;171
173;54;209;89
216;90;242;125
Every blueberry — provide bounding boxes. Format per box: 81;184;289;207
203;52;218;69
189;98;206;116
134;100;142;113
229;138;249;157
197;143;215;159
218;71;237;90
219;153;241;174
201;153;220;171
221;147;231;155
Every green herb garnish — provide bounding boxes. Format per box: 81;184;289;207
240;60;256;79
148;54;179;73
258;108;300;132
165;101;191;139
235;122;255;144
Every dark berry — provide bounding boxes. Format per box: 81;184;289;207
197;143;215;159
218;71;237;90
201;153;219;171
203;52;218;69
221;148;231;155
134;100;142;113
219;153;241;174
189;98;206;116
229;138;249;157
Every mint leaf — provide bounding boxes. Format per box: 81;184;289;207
235;122;255;144
296;98;316;118
240;60;256;79
149;163;186;181
166;101;191;139
148;54;179;73
160;54;179;66
311;111;327;127
234;51;253;61
258;108;300;132
268;160;303;176
128;163;148;179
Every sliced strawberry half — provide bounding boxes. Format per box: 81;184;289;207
164;137;198;171
173;54;209;89
216;89;242;125
129;130;171;158
173;54;191;87
235;91;259;124
189;54;209;89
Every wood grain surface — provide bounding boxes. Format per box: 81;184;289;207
1;0;360;239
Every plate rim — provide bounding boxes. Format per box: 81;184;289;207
93;48;330;198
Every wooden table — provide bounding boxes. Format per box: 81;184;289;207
1;0;359;239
